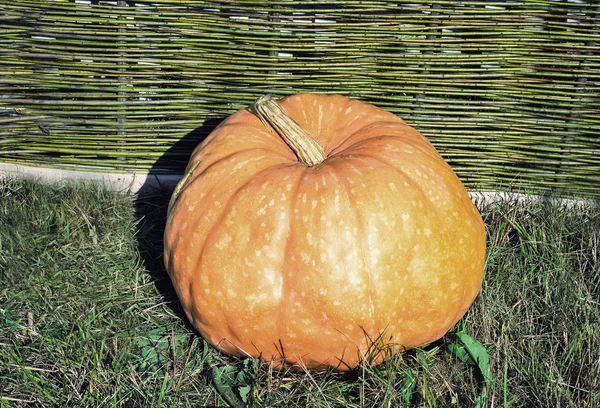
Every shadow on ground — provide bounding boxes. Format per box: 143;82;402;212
133;118;225;322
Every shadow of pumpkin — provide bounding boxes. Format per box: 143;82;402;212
133;117;225;324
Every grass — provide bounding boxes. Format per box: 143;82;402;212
0;177;598;407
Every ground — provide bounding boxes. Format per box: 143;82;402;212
0;178;598;407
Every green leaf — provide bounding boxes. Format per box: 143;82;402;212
236;360;254;403
212;365;244;408
212;359;256;407
448;343;476;365
449;332;493;406
238;384;252;404
456;332;492;384
401;367;417;405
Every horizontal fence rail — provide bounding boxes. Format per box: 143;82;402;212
1;0;599;198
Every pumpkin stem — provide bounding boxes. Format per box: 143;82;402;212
252;95;327;166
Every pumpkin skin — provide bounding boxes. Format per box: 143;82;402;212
164;93;486;370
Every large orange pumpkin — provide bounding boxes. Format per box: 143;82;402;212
164;93;486;370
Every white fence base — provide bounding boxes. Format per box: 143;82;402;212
0;163;182;194
1;163;595;208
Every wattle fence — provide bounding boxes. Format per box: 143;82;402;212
1;1;599;198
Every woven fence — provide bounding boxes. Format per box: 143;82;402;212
1;1;599;198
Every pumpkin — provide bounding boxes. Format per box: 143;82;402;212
164;93;486;370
